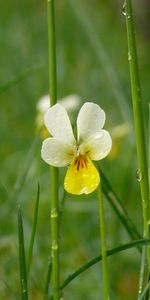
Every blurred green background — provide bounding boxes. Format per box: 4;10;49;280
0;0;150;299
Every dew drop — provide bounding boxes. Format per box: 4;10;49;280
136;169;143;182
122;2;126;16
52;240;58;251
128;51;131;61
122;1;131;18
51;208;58;218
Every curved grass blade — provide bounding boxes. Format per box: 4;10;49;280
1;279;18;300
0;65;43;94
27;183;40;276
101;169;141;240
61;239;150;290
18;207;28;300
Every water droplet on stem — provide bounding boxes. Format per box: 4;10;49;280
122;2;126;16
51;208;58;218
128;51;131;61
136;169;143;182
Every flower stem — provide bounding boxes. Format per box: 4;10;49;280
97;178;109;300
124;0;150;260
47;0;59;299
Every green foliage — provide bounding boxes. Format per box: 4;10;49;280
0;0;150;299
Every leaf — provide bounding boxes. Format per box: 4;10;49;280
18;207;28;300
27;183;40;276
61;239;150;290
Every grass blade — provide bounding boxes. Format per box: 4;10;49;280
61;239;150;290
138;280;150;300
10;135;40;210
144;270;150;300
97;178;109;299
18;207;28;300
27;183;40;276
101;169;141;240
0;65;43;94
138;247;147;299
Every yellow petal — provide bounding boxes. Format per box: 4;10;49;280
64;155;100;195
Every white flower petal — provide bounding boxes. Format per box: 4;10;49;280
44;104;76;144
59;94;81;112
41;138;77;167
79;130;112;160
77;102;106;141
36;95;50;113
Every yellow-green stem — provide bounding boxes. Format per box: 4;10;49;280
125;0;150;262
97;178;109;300
47;0;59;299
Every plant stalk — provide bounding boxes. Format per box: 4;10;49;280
97;178;109;300
125;0;150;260
48;0;59;299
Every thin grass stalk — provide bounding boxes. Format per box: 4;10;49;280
97;179;109;300
124;0;150;259
18;207;28;300
27;183;40;276
44;256;52;300
0;65;43;94
10;135;40;211
47;0;59;299
44;190;66;299
138;247;146;299
144;270;150;300
138;281;150;300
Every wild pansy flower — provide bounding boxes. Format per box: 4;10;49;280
41;102;112;195
36;94;81;131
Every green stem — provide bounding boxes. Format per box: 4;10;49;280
97;178;109;300
27;183;40;276
18;207;28;300
138;280;150;300
48;0;59;299
138;247;146;299
44;190;66;299
125;0;150;258
101;169;141;241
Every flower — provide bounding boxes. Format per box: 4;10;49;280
36;94;81;131
41;102;112;195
